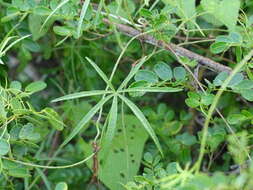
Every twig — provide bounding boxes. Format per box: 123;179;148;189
90;141;100;185
102;18;232;73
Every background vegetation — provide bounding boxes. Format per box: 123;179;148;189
1;0;253;189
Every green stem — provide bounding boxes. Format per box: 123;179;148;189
194;49;253;172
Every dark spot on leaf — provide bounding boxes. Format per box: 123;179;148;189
133;125;136;129
100;160;103;166
120;148;124;152
130;154;134;157
113;149;119;153
120;172;125;178
130;136;134;140
117;129;122;133
131;160;135;163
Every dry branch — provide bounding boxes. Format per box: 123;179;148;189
103;18;232;73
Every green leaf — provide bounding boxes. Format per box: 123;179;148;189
144;0;150;6
53;26;72;36
82;115;148;190
228;131;248;165
173;67;186;81
22;39;41;52
25;81;47;93
176;132;197;146
77;0;90;38
7;168;30;178
43;108;64;130
241;89;253;101
121;87;183;93
166;162;178;175
201;0;240;30
228;73;244;87
0;36;16;54
3;160;30;178
102;95;118;156
236;46;242;62
55;182;68;190
85;57;115;90
167;121;183;135
153;62;173;80
119;94;163;155
10;81;22;91
61;95;113;147
0;100;7;121
143;152;153;163
185;98;200;108
213;72;229;86
188;92;200;99
118;56;148;90
134;70;158;83
180;56;198;68
210;42;229;54
52;90;113;102
1;9;20;23
163;0;196;21
0;139;10;156
19;123;41;141
232;80;253;90
2;35;31;55
140;8;152;18
228;114;247;124
216;32;242;44
40;0;69;31
216;36;233;43
29;14;54;40
36;168;52;190
128;81;149;97
200;94;215;106
33;6;52;15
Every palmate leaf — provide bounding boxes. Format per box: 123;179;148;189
118;94;163;155
85;57;115;90
61;94;113;147
102;95;118;155
51;90;113;102
120;87;183;93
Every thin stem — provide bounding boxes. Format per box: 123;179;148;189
2;153;95;169
194;49;253;172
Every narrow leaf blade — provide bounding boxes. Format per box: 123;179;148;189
120;87;183;93
40;0;69;31
51;90;113;102
118;56;148;90
85;57;115;90
35;168;52;190
77;0;90;38
119;94;163;155
103;95;118;153
61;95;113;146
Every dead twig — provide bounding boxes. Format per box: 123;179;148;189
102;18;232;73
90;141;100;185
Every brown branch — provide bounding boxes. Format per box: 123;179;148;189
90;141;100;185
102;18;232;73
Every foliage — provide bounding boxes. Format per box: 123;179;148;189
0;0;253;189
